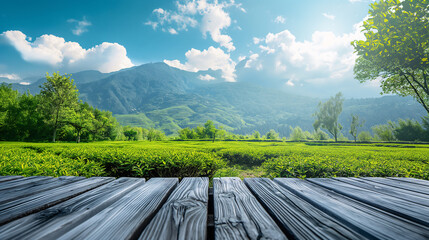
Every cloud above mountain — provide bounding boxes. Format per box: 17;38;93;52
164;46;236;82
246;20;365;85
0;30;134;73
146;0;244;52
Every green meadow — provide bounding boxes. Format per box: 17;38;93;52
1;141;428;180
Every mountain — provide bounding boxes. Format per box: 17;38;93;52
9;62;427;136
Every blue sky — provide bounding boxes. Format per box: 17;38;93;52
0;0;381;97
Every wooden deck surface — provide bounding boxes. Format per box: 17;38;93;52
0;176;428;240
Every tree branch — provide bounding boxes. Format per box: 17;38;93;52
405;70;429;95
402;73;429;114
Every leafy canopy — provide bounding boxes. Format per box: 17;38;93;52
352;0;429;113
313;92;344;142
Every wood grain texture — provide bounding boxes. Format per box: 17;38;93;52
389;177;429;188
244;178;365;240
0;177;113;225
0;176;84;205
275;178;429;240
139;177;208;240
308;178;429;227
0;177;145;240
365;177;429;195
0;176;52;191
214;177;286;240
0;175;22;183
58;178;178;240
333;177;429;207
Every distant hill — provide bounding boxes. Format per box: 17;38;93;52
9;62;427;136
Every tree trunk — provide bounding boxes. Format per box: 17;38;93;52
52;128;57;143
76;129;81;143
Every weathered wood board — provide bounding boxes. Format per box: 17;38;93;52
57;177;178;240
0;175;427;240
275;178;429;240
0;177;145;240
214;177;286;240
308;177;429;227
333;177;429;207
244;178;364;240
0;177;113;225
139;177;208;240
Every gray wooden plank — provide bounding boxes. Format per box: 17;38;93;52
244;178;365;240
0;176;22;183
0;176;52;191
333;177;429;207
389;177;429;188
0;177;145;240
214;177;287;240
308;178;429;227
0;177;113;225
139;177;208;240
58;178;178;240
364;177;429;195
0;176;84;205
275;178;429;240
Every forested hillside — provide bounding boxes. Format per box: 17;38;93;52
10;62;427;136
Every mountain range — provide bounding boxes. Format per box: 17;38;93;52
8;62;427;137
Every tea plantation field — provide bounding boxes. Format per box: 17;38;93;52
1;141;428;180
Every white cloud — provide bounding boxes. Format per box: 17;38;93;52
244;54;260;69
245;20;366;87
253;37;263;44
322;13;336;20
274;16;285;24
168;28;178;34
146;0;242;52
198;74;216;81
164;46;236;82
286;80;294;86
0;73;20;80
19;82;30;85
67;17;91;36
1;30;134;73
200;3;235;51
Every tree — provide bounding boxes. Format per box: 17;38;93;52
349;114;365;142
392;119;425;141
352;0;429;114
372;122;396;141
358;131;373;142
66;102;94;143
124;129;138;141
204;120;217;142
40;73;79;142
147;128;165;141
313;92;344;142
252;130;261;140
289;126;305;141
265;129;279;140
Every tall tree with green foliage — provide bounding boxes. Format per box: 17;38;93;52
0;84;19;137
313;92;344;142
352;0;429;113
372;122;396;141
66;102;94;143
40;73;79;142
204;120;218;142
350;114;365;142
265;129;279;140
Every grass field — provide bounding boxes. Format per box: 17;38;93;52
1;141;428;180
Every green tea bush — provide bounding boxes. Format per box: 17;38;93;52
0;147;104;177
263;149;429;179
57;147;225;178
